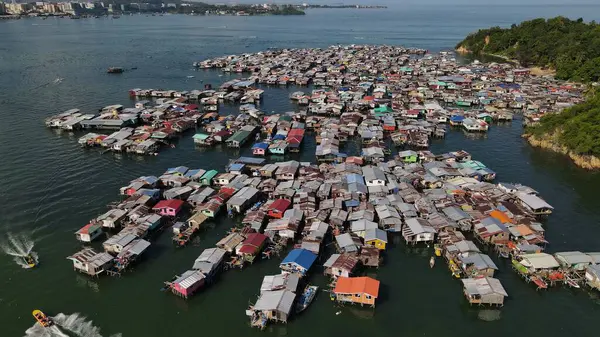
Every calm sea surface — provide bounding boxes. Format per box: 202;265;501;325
2;4;600;337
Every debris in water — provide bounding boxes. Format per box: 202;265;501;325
1;232;38;269
335;311;341;315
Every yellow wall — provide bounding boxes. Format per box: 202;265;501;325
366;239;386;250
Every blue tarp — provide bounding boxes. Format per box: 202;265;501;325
280;249;317;272
450;115;465;122
273;134;286;140
252;142;269;150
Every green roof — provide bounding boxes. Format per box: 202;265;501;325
193;133;210;140
228;130;251;143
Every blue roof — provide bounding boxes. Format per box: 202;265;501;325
450;115;465;122
229;163;245;171
236;157;265;165
137;188;160;197
141;176;158;185
281;249;317;271
345;173;365;185
273;134;286;140
252;142;269;150
185;169;203;178
345;200;360;207
166;166;189;175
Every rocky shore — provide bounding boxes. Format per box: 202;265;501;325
523;133;600;169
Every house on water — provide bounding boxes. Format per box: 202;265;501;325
249;289;296;325
193;248;227;280
461;277;508;306
332;276;380;307
268;199;291;219
237;233;268;263
323;253;359;278
260;273;300;293
227;186;260;213
169;270;206;299
364;228;388;250
75;222;104;242
279;248;317;277
67;248;114;276
200;170;219;186
153;199;185;217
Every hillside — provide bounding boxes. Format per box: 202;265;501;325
456;17;600;82
524;90;600;168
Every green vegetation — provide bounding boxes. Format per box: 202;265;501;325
271;5;306;15
457;17;600;82
528;90;600;156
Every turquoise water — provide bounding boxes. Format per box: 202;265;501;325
2;5;600;337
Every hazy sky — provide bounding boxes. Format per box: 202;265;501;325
200;0;600;5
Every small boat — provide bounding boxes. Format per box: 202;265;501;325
434;244;442;257
296;285;318;313
566;275;581;288
32;310;52;328
530;275;548;290
107;67;124;74
429;256;435;268
23;254;37;268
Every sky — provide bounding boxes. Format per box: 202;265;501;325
197;0;600;5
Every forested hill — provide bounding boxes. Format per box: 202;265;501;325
456;17;600;82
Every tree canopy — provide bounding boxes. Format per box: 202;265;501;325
528;90;600;157
457;17;600;82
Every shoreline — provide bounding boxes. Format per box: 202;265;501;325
523;133;600;169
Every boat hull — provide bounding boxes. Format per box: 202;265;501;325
32;309;52;327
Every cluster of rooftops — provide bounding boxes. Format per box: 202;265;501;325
63;138;600;326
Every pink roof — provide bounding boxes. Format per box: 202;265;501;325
153;199;184;211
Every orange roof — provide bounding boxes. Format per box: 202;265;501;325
515;224;534;236
490;210;511;224
334;276;380;297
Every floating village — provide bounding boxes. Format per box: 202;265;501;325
49;45;600;330
44;45;586;157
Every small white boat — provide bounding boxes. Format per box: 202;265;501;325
429;256;435;268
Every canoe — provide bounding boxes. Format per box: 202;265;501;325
32;309;52;328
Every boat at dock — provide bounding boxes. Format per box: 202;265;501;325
296;285;318;313
32;309;52;328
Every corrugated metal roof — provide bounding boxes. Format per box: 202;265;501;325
175;270;205;289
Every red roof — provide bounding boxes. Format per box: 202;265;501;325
268;199;291;213
288;129;305;137
153;199;184;210
238;233;267;254
77;223;96;234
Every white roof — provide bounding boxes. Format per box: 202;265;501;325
520;253;560;270
174;270;205;289
461;277;508;297
253;289;295;315
517;192;553;210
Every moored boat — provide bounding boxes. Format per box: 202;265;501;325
296;285;318;312
32;310;52;327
